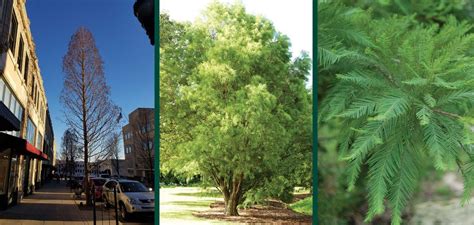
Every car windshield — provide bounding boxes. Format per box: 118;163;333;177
92;179;106;186
119;182;148;192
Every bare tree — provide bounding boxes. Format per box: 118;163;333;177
60;128;80;181
90;132;122;176
130;110;154;187
60;27;121;205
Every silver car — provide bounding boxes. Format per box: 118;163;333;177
102;179;154;220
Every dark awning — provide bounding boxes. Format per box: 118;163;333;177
0;133;48;160
0;101;20;131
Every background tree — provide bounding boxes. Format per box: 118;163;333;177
160;3;312;216
60;128;81;181
91;132;122;176
60;27;121;205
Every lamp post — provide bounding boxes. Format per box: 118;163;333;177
133;0;154;45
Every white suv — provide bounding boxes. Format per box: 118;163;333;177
102;179;154;220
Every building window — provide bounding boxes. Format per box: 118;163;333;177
36;133;43;150
0;78;23;121
0;80;4;102
26;118;36;144
30;76;34;97
8;11;17;54
24;55;29;82
17;37;23;71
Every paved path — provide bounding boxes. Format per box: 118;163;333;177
0;181;152;225
0;181;91;225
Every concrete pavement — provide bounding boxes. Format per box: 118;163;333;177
0;181;112;225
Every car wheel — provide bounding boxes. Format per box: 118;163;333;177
119;202;129;221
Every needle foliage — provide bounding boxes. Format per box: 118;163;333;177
319;1;474;224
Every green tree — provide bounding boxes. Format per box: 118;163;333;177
320;10;474;225
160;2;312;216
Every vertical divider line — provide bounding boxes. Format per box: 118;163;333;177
155;0;160;224
312;0;318;225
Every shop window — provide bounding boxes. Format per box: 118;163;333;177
0;149;11;195
8;155;17;204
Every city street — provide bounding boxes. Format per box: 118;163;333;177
0;181;153;225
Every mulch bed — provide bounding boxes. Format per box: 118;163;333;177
193;199;312;224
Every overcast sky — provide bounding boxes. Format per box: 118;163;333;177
160;0;313;87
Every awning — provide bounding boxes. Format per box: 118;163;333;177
0;133;48;160
0;101;20;131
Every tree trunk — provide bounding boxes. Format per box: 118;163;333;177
81;53;91;206
225;194;239;216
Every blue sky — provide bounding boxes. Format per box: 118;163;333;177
26;0;154;156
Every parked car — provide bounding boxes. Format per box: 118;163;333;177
90;178;107;201
100;174;111;179
102;179;154;220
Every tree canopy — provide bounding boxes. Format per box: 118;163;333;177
160;2;312;216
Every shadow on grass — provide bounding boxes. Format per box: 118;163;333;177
160;210;197;219
168;200;214;208
174;190;223;198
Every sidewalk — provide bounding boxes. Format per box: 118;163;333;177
0;181;96;225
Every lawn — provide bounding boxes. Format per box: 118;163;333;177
160;187;235;225
160;187;312;224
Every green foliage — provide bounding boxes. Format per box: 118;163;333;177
160;2;312;214
319;1;474;224
341;0;471;24
289;196;313;216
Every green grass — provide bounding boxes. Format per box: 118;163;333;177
167;200;215;208
289;196;313;216
175;189;223;198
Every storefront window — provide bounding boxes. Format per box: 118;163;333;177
17;157;25;198
0;149;12;195
28;159;34;193
8;155;17;204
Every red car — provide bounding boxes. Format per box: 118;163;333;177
90;178;107;201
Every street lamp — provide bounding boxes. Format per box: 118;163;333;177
133;0;154;45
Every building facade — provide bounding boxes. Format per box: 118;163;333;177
122;108;154;187
56;160;102;178
41;109;54;183
100;159;129;177
0;0;54;209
